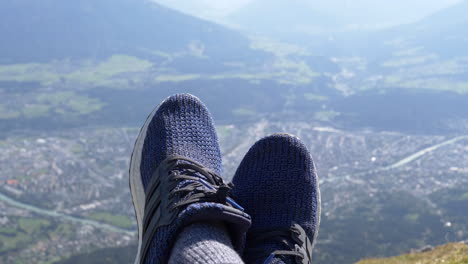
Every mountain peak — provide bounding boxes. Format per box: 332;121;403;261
0;0;254;63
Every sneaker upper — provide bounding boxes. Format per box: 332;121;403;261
134;94;251;263
232;134;321;264
140;93;222;188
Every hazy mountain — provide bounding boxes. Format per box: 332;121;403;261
0;0;261;64
411;0;468;31
222;0;467;59
0;0;342;135
354;0;468;65
303;0;468;58
307;0;462;27
227;0;345;35
153;0;251;21
395;0;468;57
151;0;461;33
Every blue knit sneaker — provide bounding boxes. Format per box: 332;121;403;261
129;94;251;264
232;134;321;264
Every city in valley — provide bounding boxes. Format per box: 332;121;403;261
1;120;467;264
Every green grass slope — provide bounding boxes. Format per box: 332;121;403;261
357;243;468;264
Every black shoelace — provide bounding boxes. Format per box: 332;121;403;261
166;156;243;211
245;224;311;264
140;156;244;264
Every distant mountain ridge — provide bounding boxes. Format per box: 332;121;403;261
0;0;259;63
306;0;468;59
381;0;468;41
413;0;468;30
157;0;461;35
403;0;468;57
228;0;345;35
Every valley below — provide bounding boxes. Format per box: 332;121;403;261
1;119;467;264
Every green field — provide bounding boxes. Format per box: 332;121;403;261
0;217;52;253
0;55;153;87
87;212;133;229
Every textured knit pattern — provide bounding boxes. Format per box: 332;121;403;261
141;93;222;189
138;94;250;264
232;134;320;264
169;222;244;264
141;94;221;264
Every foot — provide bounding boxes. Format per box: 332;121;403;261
130;94;251;263
232;134;321;264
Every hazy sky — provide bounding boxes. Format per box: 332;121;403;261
154;0;463;26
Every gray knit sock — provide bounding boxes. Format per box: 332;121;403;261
168;222;244;264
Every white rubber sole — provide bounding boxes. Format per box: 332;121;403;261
129;100;165;264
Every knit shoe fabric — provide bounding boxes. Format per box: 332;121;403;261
130;94;251;264
232;134;321;264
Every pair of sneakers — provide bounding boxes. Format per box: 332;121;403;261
129;94;321;264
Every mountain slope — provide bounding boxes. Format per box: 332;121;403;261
0;0;260;63
375;0;468;55
304;0;468;95
407;0;468;57
357;243;468;264
228;0;344;35
411;0;468;32
360;0;468;92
